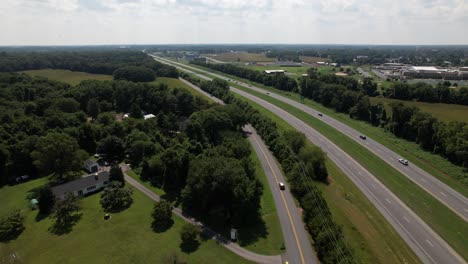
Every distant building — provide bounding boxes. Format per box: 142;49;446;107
83;159;99;173
51;171;110;200
144;114;156;120
264;70;285;74
335;72;348;76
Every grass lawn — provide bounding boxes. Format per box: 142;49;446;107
370;97;468;123
152;77;217;103
236;96;421;264
299;56;329;63
203;52;275;63
125;149;285;255
21;69;113;85
0;178;251;264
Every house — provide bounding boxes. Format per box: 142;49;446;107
51;171;110;200
84;159;99;173
264;70;285;74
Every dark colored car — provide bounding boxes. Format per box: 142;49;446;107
359;135;367;140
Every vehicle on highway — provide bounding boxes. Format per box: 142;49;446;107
278;182;285;190
318;113;323;117
398;158;409;166
359;135;367;140
266;92;270;95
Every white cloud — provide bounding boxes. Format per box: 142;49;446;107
0;0;467;45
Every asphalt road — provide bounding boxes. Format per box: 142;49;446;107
153;56;466;264
123;171;282;264
158;56;468;222
245;124;318;264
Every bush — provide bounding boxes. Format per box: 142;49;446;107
152;200;173;232
180;223;200;252
100;182;133;212
38;186;55;214
0;210;25;241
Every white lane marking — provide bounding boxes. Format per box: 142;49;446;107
403;216;410;223
426;240;434;247
420;178;427;183
371;184;377;188
440;192;447;197
385;198;391;204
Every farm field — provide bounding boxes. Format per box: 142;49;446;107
0;178;250;264
203;52;275;62
21;69;113;85
370;97;468;123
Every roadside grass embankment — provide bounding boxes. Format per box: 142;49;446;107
21;69;113;85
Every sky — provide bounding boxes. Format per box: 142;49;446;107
1;0;467;45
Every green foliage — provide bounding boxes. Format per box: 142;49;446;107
32;132;87;183
38;186;55;214
180;223;201;252
51;193;81;234
113;66;155;83
152;200;173;231
109;165;125;186
86;98;100;119
0;210;25;242
100;182;133;212
97;136;125;161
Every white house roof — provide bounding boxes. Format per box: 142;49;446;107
411;66;442;72
264;70;285;74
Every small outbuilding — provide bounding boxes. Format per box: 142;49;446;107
84;159;99;173
30;199;39;210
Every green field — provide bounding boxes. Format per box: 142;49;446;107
203;52;275;63
234;96;421;264
370;97;468;123
21;69;113;85
0;179;251;264
126;148;285;255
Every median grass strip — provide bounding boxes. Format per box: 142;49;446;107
236;96;421;264
177;60;468;197
230;84;468;260
0;178;251;264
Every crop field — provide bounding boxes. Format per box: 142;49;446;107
21;69;113;85
370;97;468;123
203;52;275;62
0;178;250;264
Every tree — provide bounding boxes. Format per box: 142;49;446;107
109;165;125;186
0;210;25;241
97;136;125;161
100;182;133;212
38;186;55;214
180;223;201;252
86;98;100;119
151;200;173;231
32;132;87;183
113;66;155;82
51;193;81;233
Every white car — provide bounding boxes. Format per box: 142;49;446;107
278;182;285;190
398;158;409;166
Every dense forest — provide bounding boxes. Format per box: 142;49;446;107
190;61;298;92
181;73;354;264
300;73;468;179
0;51;178;78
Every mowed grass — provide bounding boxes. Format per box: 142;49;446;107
203;52;275;62
152;77;217;103
370;97;468;123
21;69;113;85
235;96;421;264
0;179;251;264
181;61;468;196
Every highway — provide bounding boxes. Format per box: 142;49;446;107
245;124;318;264
152;55;466;264
156;56;468;222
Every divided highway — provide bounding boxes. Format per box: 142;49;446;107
153;55;466;264
156;56;468;222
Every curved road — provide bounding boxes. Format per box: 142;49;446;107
156;56;468;222
153;56;466;264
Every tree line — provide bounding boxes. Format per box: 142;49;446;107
181;73;355;264
190;61;298;92
300;73;468;183
0;50;178;80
